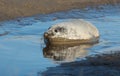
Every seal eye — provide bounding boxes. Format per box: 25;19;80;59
54;27;65;33
54;29;58;33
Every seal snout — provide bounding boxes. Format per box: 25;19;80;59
44;32;54;39
44;32;48;38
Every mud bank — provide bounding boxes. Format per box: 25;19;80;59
0;0;120;21
42;49;120;76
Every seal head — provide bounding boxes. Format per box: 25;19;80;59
44;19;99;45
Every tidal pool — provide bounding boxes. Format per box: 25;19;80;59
0;5;120;76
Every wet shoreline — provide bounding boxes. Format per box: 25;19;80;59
0;0;120;21
42;49;120;76
0;3;120;76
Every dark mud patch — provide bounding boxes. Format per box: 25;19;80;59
41;50;120;76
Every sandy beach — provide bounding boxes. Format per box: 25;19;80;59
0;0;120;21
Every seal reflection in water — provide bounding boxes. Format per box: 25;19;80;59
44;19;99;45
43;44;93;62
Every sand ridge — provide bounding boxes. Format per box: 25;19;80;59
0;0;120;21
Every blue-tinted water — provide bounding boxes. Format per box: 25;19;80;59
0;5;120;76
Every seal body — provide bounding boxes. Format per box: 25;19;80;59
44;19;99;45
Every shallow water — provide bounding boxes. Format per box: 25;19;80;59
0;5;120;76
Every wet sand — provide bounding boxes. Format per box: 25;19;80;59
0;0;120;21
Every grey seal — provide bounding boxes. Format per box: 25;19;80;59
44;19;99;45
